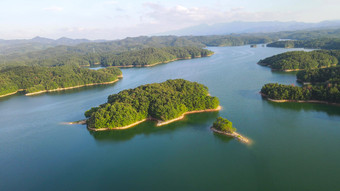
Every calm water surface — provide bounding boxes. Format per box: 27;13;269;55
1;46;340;191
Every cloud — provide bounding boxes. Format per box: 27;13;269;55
142;3;295;27
43;6;64;12
104;1;118;5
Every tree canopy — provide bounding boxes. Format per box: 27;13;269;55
297;67;340;84
267;38;340;50
258;50;339;71
85;79;220;129
101;47;213;67
212;117;236;133
0;65;122;96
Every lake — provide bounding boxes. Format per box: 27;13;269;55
1;45;340;191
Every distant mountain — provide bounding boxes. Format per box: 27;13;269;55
56;37;91;45
0;36;101;55
161;20;340;36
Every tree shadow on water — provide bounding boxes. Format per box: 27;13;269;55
89;112;219;143
212;133;233;143
263;97;340;117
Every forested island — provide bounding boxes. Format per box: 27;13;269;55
84;79;221;130
0;65;122;97
267;38;340;49
258;50;339;71
210;117;250;144
261;67;340;104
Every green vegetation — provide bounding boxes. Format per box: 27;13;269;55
3;28;340;69
261;83;340;103
0;35;272;69
212;117;236;133
0;46;212;69
101;47;213;67
297;67;340;84
258;50;338;71
0;65;122;96
267;38;340;49
268;28;340;40
85;79;220;129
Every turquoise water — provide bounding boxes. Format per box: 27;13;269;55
1;46;340;191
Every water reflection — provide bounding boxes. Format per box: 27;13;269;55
263;97;340;116
89;112;219;143
212;133;233;143
0;91;25;102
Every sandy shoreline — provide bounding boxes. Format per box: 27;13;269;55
258;62;336;72
156;106;222;126
87;118;149;131
72;106;222;131
0;76;122;98
26;75;122;96
0;91;20;98
0;89;25;98
260;92;340;106
211;127;251;145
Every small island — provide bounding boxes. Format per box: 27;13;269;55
210;117;250;144
84;79;221;131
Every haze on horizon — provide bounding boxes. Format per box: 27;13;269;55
1;0;340;40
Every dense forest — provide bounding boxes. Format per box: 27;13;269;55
3;28;340;69
0;46;213;69
297;67;340;84
3;27;340;56
212;117;236;133
267;38;340;49
268;28;340;40
261;83;340;103
258;50;339;71
85;79;220;129
101;47;213;67
0;65;122;96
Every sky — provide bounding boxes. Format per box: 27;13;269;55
0;0;340;40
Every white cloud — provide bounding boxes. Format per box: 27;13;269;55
43;6;64;12
104;1;118;5
142;3;295;27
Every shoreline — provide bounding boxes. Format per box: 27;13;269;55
87;118;149;131
73;106;222;131
26;75;122;96
211;127;251;145
156;106;222;126
257;62;336;72
0;76;123;98
113;54;214;68
0;89;25;98
0;91;19;98
260;92;340;106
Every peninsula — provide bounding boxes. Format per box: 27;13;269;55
261;66;340;105
84;79;221;131
0;65;122;98
101;47;214;67
258;50;338;71
210;117;250;144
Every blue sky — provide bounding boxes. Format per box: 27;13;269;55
1;0;339;39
